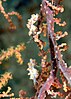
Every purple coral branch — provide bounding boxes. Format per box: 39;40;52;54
38;0;71;98
43;0;71;86
38;71;54;99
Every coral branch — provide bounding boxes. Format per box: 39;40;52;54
38;71;54;99
0;43;26;64
0;0;22;30
0;87;14;98
0;72;12;89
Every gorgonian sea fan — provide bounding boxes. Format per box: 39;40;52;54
27;0;71;99
43;0;71;84
38;0;71;98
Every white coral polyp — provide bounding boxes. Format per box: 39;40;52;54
28;25;37;36
31;14;39;23
27;59;39;84
27;67;38;80
27;14;39;36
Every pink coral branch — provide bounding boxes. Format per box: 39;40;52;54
38;0;71;98
38;71;54;99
